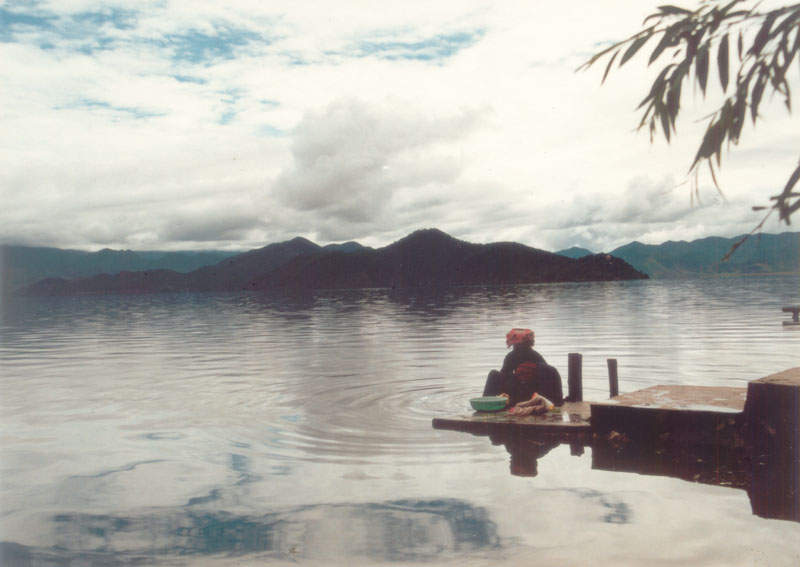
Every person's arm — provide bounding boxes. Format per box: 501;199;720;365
540;364;564;406
500;352;514;376
500;352;515;375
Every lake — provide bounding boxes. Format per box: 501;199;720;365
1;276;799;566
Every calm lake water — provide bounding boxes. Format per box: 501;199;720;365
1;277;799;566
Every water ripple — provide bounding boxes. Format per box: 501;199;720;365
2;278;798;470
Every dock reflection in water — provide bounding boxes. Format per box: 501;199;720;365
485;429;799;522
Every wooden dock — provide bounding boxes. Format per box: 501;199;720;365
432;385;746;443
433;368;798;448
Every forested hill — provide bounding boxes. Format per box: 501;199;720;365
0;245;238;294
16;229;647;296
556;232;799;278
7;230;797;295
0;241;368;294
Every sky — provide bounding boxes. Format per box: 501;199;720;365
1;0;798;253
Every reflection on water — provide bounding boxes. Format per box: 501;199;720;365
481;427;799;523
486;434;562;478
1;499;498;566
1;277;799;564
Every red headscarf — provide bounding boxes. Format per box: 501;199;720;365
506;328;534;347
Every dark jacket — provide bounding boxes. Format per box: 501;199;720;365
498;345;564;406
501;345;546;376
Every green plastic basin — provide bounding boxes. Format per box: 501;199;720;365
469;396;508;412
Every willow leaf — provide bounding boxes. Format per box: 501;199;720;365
719;0;744;16
709;160;720;189
697;44;710;95
658;5;693;16
691;123;718;169
717;34;730;91
751;72;768;123
660;105;672;142
784;81;792;112
780;162;800;199
602;50;620;84
620;33;652;66
637;64;674;109
649;29;676;64
750;14;775;56
738;31;743;61
666;80;682;123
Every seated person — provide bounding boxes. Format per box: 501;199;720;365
483;328;564;407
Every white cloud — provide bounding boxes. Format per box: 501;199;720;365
273;98;481;232
0;1;796;252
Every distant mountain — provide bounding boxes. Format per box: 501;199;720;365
19;229;648;296
555;246;593;259
0;245;238;294
182;237;324;291
608;232;799;278
323;241;371;253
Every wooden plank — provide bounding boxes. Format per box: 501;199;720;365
432;401;592;437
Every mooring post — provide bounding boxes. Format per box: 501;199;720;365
568;352;583;402
782;306;800;325
607;358;619;398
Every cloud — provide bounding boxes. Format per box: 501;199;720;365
161;211;264;243
273;98;483;237
605;176;700;224
0;1;795;253
533;175;771;252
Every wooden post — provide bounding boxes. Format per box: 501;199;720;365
783;306;800;325
568;352;583;402
607;358;619;398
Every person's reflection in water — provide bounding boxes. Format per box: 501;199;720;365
489;432;560;477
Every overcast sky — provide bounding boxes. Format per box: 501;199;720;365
2;0;797;253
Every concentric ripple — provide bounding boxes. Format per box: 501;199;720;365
2;278;798;471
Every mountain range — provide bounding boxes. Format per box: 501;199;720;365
3;229;797;297
0;246;236;294
557;231;800;279
9;229;646;296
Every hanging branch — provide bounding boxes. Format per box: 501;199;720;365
579;1;800;254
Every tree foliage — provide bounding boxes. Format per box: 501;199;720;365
580;1;800;250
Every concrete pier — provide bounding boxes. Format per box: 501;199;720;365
742;368;800;455
432;368;799;454
590;385;746;446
